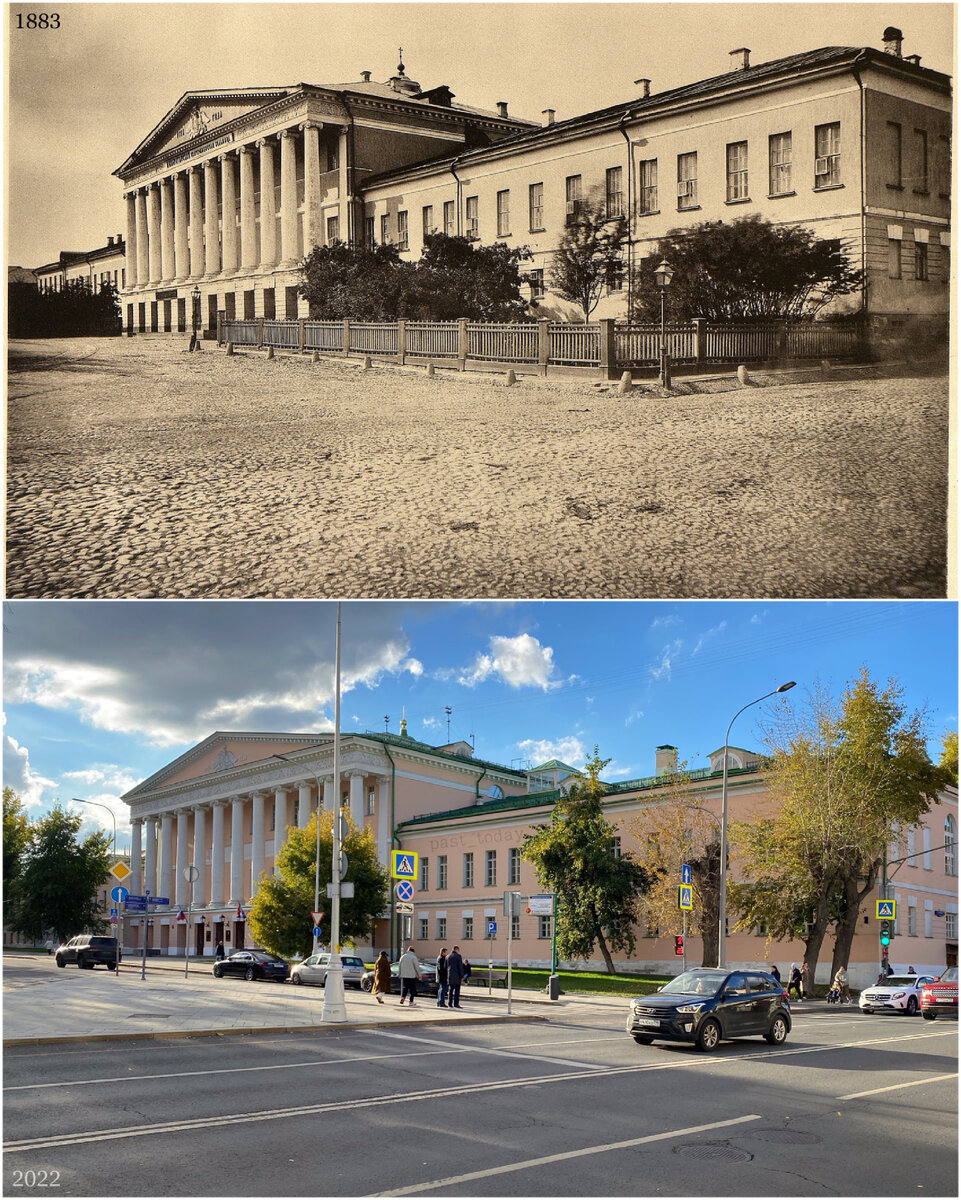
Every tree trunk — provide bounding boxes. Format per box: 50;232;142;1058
590;901;617;973
831;863;880;981
802;888;833;988
693;843;720;967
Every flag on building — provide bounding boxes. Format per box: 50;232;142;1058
236;903;244;920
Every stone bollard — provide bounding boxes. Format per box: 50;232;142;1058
312;350;320;363
820;358;832;372
506;369;516;386
737;364;749;385
617;370;633;395
363;355;372;369
266;345;274;360
427;362;435;378
226;342;234;356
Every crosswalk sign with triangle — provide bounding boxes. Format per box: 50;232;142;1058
391;850;418;880
876;899;896;919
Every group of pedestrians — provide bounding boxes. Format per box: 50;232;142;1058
435;946;470;1008
770;961;810;1001
369;945;472;1007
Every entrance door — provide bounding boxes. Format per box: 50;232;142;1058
163;299;172;332
195;922;206;956
234;920;245;950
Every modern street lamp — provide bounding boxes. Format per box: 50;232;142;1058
72;797;117;856
191;286;201;349
322;602;347;1024
716;681;796;968
654;258;674;387
271;752;325;956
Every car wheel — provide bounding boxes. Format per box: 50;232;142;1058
765;1014;789;1045
77;954;89;969
922;1009;936;1020
244;967;255;981
56;956;65;968
905;996;918;1016
361;977;372;991
291;972;302;984
696;1018;722;1052
861;1007;872;1014
213;964;223;978
632;1034;653;1045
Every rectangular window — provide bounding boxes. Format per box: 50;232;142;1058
437;855;448;889
418;918;428;940
937;134;951;197
946;817;957;875
565;174;583;224
485;850;496;887
916;240;929;281
922;826;932;868
422;205;434;240
466;195;479;239
814;122;841;187
914;128;929;192
528;268;545;298
463;915;473;940
443;200;456;236
610;836;622;858
419;857;429;891
497;189;510;236
396;211;409;251
924;905;932;937
606;166;624;218
908;903;917;936
638;159;658;213
605;260;624;292
463;852;474;888
510;914;520;939
726;141;749;201
326;215;340;243
946;911;958;939
677;152;698;209
887;122;903;187
364;216;375;248
380;214;390;244
437;916;447;939
508;847;521;885
529;182;544;230
769;132;792;195
366;787;375;816
888;237;902;279
537;915;552;939
907;828;917;863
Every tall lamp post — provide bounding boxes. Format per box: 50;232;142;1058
322;602;347;1023
191;286;201;349
717;681;796;968
72;797;117;856
654;258;674;387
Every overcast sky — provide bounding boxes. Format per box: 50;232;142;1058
5;2;955;267
3;599;956;850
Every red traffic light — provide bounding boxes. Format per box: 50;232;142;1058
674;935;684;956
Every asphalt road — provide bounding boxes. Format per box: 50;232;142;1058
4;977;957;1197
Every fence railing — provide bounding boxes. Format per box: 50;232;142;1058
219;315;864;377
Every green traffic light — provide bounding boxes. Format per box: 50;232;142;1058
880;923;891;946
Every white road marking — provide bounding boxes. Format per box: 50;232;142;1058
368;1027;604;1070
838;1072;959;1100
371;1114;764;1196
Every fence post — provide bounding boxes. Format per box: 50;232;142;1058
216;310;223;345
538;319;550;376
257;318;265;349
599;318;617;380
458;318;468;372
343;319;351;357
397;319;407;365
693;318;707;366
298;319;307;353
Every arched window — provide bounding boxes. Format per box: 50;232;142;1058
945;814;957;876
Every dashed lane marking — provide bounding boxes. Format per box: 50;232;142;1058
838;1072;958;1100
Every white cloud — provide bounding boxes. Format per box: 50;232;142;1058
3;734;56;811
692;621;727;655
650;639;682;681
650;615;681;629
625;708;645;726
516;735;585;765
422;716;443;730
458;634;560;691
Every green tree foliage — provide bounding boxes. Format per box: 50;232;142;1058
939;730;958;786
729;671;946;982
247;810;389;960
548;192;629;321
299;241;417;320
3;789;32;913
8;281;122;338
522;748;650;973
630;216;864;322
12;806;111;943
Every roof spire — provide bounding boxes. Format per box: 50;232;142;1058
398;46;405;75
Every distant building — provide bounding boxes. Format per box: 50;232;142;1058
34;237;126;294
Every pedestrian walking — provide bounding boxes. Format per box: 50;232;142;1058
436;947;449;1007
833;964;851;1004
770;964;781;985
397;945;422;1006
215;940;225;961
447;945;465;1008
800;961;810;999
787;963;803;1001
372;950;391;1004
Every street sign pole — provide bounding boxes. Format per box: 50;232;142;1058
116;901;123;976
140;888;150;981
183;865;199;978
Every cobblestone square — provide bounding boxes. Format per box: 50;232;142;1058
4;338;949;598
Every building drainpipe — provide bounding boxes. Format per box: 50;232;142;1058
852;51;870;325
382;741;398;959
450;156;465;237
618;107;635;317
474;764;489;801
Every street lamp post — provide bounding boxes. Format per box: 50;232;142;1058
191;286;201;349
322;602;347;1023
72;797;116;856
654;259;674;388
717;681;796;969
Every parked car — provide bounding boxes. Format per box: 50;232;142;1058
54;935;121;970
858;973;935;1016
211;950;290;982
920;967;959;1020
290;952;367;988
626;968;791;1052
360;960;439;996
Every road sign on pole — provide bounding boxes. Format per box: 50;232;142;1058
311;910;325;925
681;864;692;885
391;851;418;880
876;899;897;920
396;901;414;915
110;885;129;903
678;885;693;910
395;880;414;903
487;920;497;937
109;861;132;884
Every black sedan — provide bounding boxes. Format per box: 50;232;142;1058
360;961;439;996
626;968;791;1051
212;950;290;982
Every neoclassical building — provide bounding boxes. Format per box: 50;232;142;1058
121;725;958;987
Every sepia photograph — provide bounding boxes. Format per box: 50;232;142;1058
4;2;954;599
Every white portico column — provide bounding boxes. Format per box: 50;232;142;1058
301;122;322;252
175;809;190;906
144;816;158;897
297;781;312;828
377;777;390;864
258;138;277;267
125;193;138;289
274;788;289;854
239;145;257;269
159;813;174;901
129;819;143;894
348;772;364;827
318;774;334;813
220;154;238;273
210;800;226;906
188;166;205;279
173;172;189;280
135;189;150;288
250;792;266;896
147;184;162;284
203;160;221;277
338;126;352;245
279;129;298;265
192;806;207;906
229;796;245;904
160;177;176;282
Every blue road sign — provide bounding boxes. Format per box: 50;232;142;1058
124;898;146;912
312;926;323;937
110;907;118;917
876;899;896;919
487;921;497;937
678;884;693;910
681;864;692;885
149;896;170;906
391;850;418;880
395;879;414;903
111;885;130;903
126;894;145;902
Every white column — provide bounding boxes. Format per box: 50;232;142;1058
159;813;174;902
258;138;277;267
188;166;205;279
175;810;190;906
319;774;334;813
279;129;298;265
220;154;238;273
210;801;226;906
377;778;390;865
129;819;143;894
125;193;138;289
229;796;245;904
239;145;257;269
147;184;162;284
136;189;149;288
250;791;265;896
173;172;189;280
338;125;352;245
274;789;289;854
192;806;207;907
160;177;176;282
144;817;158;897
348;772;364;827
203;160;221;276
297;782;312;828
301;121;322;252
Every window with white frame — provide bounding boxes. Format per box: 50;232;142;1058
380;214;390;244
422;205;434;239
769;132;792;195
508;847;521;885
419;857;429;891
437;916;447;939
438;855;448;889
497;189;510;237
565;174;583;224
677;152;698;209
914;128;929;192
610;836;622;857
605;260;624;292
538;915;551;939
908;901;917;936
726;141;749;201
606;166;624;218
924;904;932;937
463;915;473;940
638;159;658;213
922;826;932;869
907;828;917;864
466;196;479;239
326;215;340;243
485;850;496;887
528;268;545;298
366;787;375;816
396;210;409;251
814;122;841;187
463;852;474;888
528;182;544;231
418;918;428;939
946;911;957;939
945;814;957;875
510;914;520;939
444;200;456;237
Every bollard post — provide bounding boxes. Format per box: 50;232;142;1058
599;318;617;380
693;317;707;367
226;342;234;356
363;355;372;369
458;318;468;372
396;318;407;365
506;369;516;386
617;370;633;395
298;319;306;353
343;319;351;358
737;364;749;385
538;318;550;376
266;345;274;360
312;349;320;363
427;362;435;377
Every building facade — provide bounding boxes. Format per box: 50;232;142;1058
35;238;126;294
121;725;958;988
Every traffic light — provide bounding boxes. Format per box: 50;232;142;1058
674;935;684;956
880;922;891;947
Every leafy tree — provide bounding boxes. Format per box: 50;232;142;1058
548;191;629;320
247;810;389;960
8;281;122;338
12;806;111;943
415;233;531;320
521;747;650;973
3;789;32;923
630;215;864;322
299;241;417;320
939;730;958;786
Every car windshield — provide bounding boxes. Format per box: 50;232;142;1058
884;976;918;986
660;971;726;996
939;967;958;982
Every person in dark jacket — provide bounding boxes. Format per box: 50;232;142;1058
436;948;449;1008
215;940;225;961
447;946;465;1008
787;963;803;1001
770;964;781;985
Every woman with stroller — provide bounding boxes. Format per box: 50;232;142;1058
833;964;852;1004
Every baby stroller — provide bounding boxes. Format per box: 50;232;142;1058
826;985;841;1004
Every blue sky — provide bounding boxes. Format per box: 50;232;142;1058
3;600;957;852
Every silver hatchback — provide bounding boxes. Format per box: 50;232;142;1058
290;952;367;989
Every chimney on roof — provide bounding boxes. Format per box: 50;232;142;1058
729;47;751;70
360;70;372;82
905;53;922;66
107;236;114;246
542;108;555;126
655;745;678;775
496;100;509;118
634;78;651;98
883;26;904;57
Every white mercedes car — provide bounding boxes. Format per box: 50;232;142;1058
858;973;937;1016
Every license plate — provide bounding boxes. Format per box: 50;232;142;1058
636;1017;661;1028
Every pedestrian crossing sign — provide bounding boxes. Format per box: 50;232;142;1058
876;899;896;919
392;850;418;880
678;885;693;910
